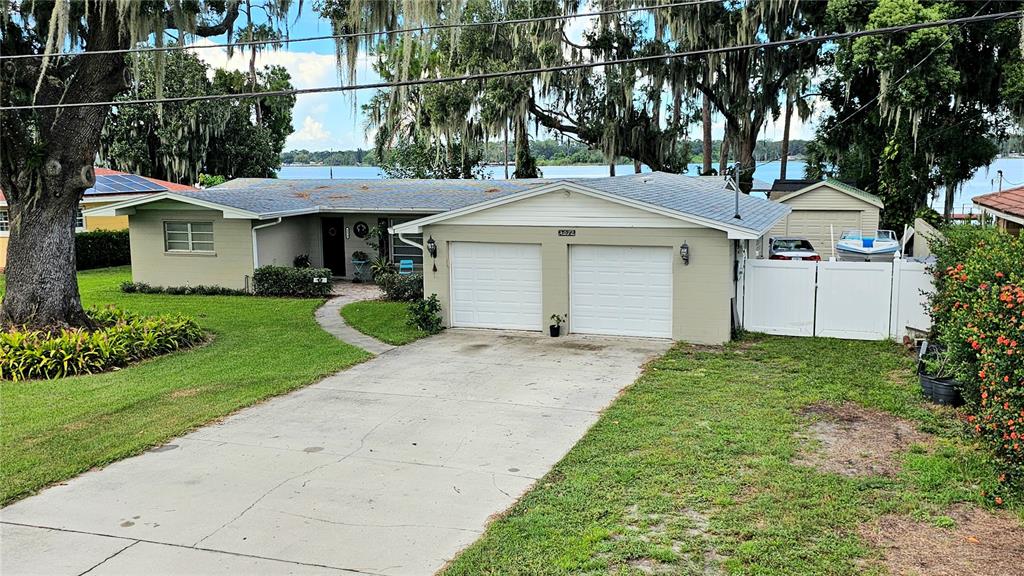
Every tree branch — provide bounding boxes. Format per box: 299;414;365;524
165;4;241;37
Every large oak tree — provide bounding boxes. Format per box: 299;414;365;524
0;1;291;329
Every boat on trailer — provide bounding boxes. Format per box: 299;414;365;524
835;229;900;262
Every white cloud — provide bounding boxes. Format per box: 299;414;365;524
290;116;332;147
185;39;379;150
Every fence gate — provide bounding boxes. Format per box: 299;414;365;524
741;259;932;341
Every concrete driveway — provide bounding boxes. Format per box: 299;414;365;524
1;330;669;576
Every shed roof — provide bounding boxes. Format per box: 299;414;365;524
771;178;883;208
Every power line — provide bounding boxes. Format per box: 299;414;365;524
2;10;1020;112
0;0;722;61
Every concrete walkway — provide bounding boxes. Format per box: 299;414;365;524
1;330;670;576
315;283;395;355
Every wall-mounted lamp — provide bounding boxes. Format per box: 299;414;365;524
426;236;437;258
680;242;690;265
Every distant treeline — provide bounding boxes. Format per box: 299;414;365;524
282;139;812;167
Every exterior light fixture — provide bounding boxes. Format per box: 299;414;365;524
680;242;690;265
426;236;437;258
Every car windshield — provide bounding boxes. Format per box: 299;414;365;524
774;239;814;251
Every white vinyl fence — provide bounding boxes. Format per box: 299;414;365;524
741;258;932;341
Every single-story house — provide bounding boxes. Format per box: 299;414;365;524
973;186;1024;235
90;172;790;343
764;178;884;259
0;168;195;270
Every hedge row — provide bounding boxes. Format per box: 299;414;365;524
253;265;333;298
76;229;130;270
1;306;204;381
121;282;247;296
929;226;1024;497
377;272;424;302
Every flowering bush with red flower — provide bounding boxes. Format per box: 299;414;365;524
929;226;1024;490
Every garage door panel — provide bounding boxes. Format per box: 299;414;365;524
570;245;672;338
450;242;542;330
786;210;861;259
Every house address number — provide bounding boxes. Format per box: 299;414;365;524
558;229;576;237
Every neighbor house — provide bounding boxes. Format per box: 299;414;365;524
0;168;195;270
89;172;788;343
972;186;1024;235
764;178;884;259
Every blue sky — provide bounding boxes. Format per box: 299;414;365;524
191;2;820;152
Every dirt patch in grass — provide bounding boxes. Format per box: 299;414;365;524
794;402;933;477
859;504;1024;576
169;388;200;399
612;505;724;575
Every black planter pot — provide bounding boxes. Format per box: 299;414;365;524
919;373;934;400
549;325;561;337
919;373;963;406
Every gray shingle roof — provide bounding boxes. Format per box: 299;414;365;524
176;172;788;235
187;178;544;215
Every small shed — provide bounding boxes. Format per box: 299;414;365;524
763;178;883;259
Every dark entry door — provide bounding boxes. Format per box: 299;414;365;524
321;217;346;276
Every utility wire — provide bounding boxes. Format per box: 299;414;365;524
4;10;1019;112
0;0;722;61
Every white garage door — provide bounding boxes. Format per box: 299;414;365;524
450;242;542;330
786;210;862;259
570;245;673;338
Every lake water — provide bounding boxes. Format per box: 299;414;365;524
279;158;1024;212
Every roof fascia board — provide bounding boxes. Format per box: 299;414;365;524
976;205;1024;225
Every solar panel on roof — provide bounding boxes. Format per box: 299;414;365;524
84;174;167;195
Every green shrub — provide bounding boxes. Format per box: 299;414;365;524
407;294;443;334
76;229;130;270
0;306;204;381
928;226;1024;495
253;265;333;297
377;272;424;301
120;281;247;296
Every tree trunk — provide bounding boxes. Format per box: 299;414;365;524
702;96;713;175
0;14;127;329
780;94;793;179
503;124;509;179
634;159;641;174
512;115;539;179
944;181;957;219
718;133;730;176
609;161;616;177
0;186;91;328
737;135;757;194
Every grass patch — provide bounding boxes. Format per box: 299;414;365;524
0;267;368;505
340;299;429;345
442;335;1022;575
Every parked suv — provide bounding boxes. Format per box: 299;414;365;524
768;237;821;261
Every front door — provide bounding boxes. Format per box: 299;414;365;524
321;217;346;276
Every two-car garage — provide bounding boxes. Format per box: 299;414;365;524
449;242;673;338
390;173;791;344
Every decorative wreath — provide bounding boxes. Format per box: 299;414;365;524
353;221;370;238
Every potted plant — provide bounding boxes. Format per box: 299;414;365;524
550;314;566;337
351;251;370;283
918;346;963;406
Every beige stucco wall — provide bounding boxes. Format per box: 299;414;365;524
255;215;316;268
421;224;734;344
129;208;254;290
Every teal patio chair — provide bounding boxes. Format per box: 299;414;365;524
398;259;414;275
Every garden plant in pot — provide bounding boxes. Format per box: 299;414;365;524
550;314;566;337
918;345;964;406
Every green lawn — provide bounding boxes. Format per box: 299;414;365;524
443;335;1021;575
0;267;369;505
340;299;429;345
